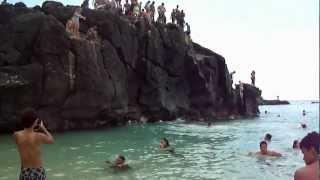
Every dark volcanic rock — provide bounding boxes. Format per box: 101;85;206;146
0;1;262;132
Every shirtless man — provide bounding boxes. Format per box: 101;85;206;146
13;108;54;180
255;141;282;157
294;132;319;180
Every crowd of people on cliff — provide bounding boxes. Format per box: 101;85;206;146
63;0;191;41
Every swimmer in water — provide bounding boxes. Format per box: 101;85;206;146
254;141;282;157
106;155;130;171
293;140;300;149
160;138;175;153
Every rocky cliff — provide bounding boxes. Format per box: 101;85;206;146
0;1;261;132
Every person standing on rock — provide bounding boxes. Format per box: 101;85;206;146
71;7;86;39
150;1;155;21
239;81;244;103
251;70;255;86
124;0;130;15
229;71;236;87
157;3;166;24
13;108;54;180
171;8;176;24
81;0;89;9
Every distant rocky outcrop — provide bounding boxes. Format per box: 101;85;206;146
0;1;262;132
259;99;290;105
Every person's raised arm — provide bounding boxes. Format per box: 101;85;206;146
37;121;54;144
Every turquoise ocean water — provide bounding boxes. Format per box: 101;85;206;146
0;101;319;180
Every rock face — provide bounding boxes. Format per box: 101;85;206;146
0;2;261;132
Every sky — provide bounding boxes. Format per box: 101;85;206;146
8;0;319;100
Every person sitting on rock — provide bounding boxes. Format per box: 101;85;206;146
86;26;99;43
254;141;282;157
106;155;131;171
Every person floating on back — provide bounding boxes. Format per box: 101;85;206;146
294;132;320;180
254;141;282;157
106;155;131;171
13;108;54;180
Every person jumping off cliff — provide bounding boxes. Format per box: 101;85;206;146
251;70;255;86
157;3;166;24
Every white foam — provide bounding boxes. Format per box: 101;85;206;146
53;173;65;177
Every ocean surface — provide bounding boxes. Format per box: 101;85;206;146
0;101;319;180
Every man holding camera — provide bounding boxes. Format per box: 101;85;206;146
13;108;54;180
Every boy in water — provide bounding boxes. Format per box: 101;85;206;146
255;141;282;157
160;138;174;153
106;155;130;171
294;132;319;180
13;108;54;180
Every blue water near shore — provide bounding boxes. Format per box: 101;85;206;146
0;101;319;180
